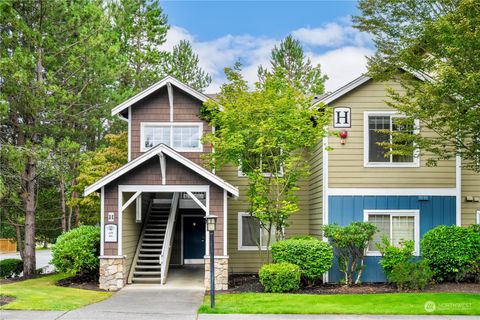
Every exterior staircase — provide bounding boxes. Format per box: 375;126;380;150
129;197;177;284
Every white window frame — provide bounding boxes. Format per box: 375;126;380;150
476;209;480;224
364;209;420;256
364;111;420;168
140;122;203;152
237;152;285;178
238;212;272;251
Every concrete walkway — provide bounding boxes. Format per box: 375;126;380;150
1;265;206;320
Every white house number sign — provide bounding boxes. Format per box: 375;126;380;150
105;224;118;242
333;107;351;128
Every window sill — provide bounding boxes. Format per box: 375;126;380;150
366;251;420;257
364;162;420;168
238;246;268;251
141;146;203;153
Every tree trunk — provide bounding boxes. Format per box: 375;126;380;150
67;206;73;231
23;155;37;276
74;203;80;227
60;177;66;232
15;224;24;260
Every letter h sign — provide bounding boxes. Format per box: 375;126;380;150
333;107;351;128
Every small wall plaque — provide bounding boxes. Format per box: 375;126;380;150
107;212;115;222
105;224;118;242
333;107;351;128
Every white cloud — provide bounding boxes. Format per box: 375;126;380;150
163;24;373;93
292;22;372;48
309;46;374;92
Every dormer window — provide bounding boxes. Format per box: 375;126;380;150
140;122;203;152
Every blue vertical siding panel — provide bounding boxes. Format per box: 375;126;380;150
328;195;456;283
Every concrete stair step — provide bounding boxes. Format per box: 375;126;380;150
141;243;163;247
136;265;161;270
132;277;161;283
140;248;162;252
134;271;161;276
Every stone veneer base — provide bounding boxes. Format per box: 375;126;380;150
204;257;229;291
99;256;126;291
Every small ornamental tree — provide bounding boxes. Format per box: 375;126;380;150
322;222;378;285
203;63;330;261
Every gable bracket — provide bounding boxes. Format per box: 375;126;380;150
167;82;174;122
158;152;166;185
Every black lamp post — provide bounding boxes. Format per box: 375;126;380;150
205;215;217;308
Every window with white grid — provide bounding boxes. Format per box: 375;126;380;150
141;123;202;152
365;210;419;255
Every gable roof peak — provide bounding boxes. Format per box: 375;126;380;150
111;75;211;117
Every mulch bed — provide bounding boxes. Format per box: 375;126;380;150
56;274;105;292
228;273;480;294
0;273;47;285
0;296;15;306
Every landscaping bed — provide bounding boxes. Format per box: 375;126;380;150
0;296;15;307
228;273;480;294
57;273;103;291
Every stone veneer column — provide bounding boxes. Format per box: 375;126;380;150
204;257;229;291
99;256;126;291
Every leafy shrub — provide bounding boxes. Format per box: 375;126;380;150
259;263;301;293
271;236;333;285
289;235;317;241
0;259;23;278
322;222;378;285
377;237;415;278
389;260;433;291
52;225;100;276
422;225;480;282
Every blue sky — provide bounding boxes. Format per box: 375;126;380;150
160;1;374;93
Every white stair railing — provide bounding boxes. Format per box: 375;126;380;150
160;192;180;285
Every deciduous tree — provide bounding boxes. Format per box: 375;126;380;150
354;0;480;171
203;64;329;261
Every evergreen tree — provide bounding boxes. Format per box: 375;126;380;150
165;40;212;91
111;0;169;95
259;35;328;96
0;0;118;275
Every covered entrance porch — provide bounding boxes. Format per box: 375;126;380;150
84;144;238;291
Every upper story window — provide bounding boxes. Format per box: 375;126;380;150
141;122;203;152
364;111;419;167
238;149;284;177
365;209;420;256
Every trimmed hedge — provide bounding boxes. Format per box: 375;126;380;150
52;225;100;276
271;236;333;284
259;263;301;293
421;225;480;282
0;258;23;278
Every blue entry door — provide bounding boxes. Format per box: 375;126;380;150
183;216;205;263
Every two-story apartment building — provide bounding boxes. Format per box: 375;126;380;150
85;75;480;291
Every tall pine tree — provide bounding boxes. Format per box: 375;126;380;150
164;40;211;91
259;35;328;96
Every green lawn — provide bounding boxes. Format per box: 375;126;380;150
0;273;112;310
199;292;480;315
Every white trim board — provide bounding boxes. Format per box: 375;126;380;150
328;188;457;196
455;155;461;226
112;76;211;117
84;143;239;197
